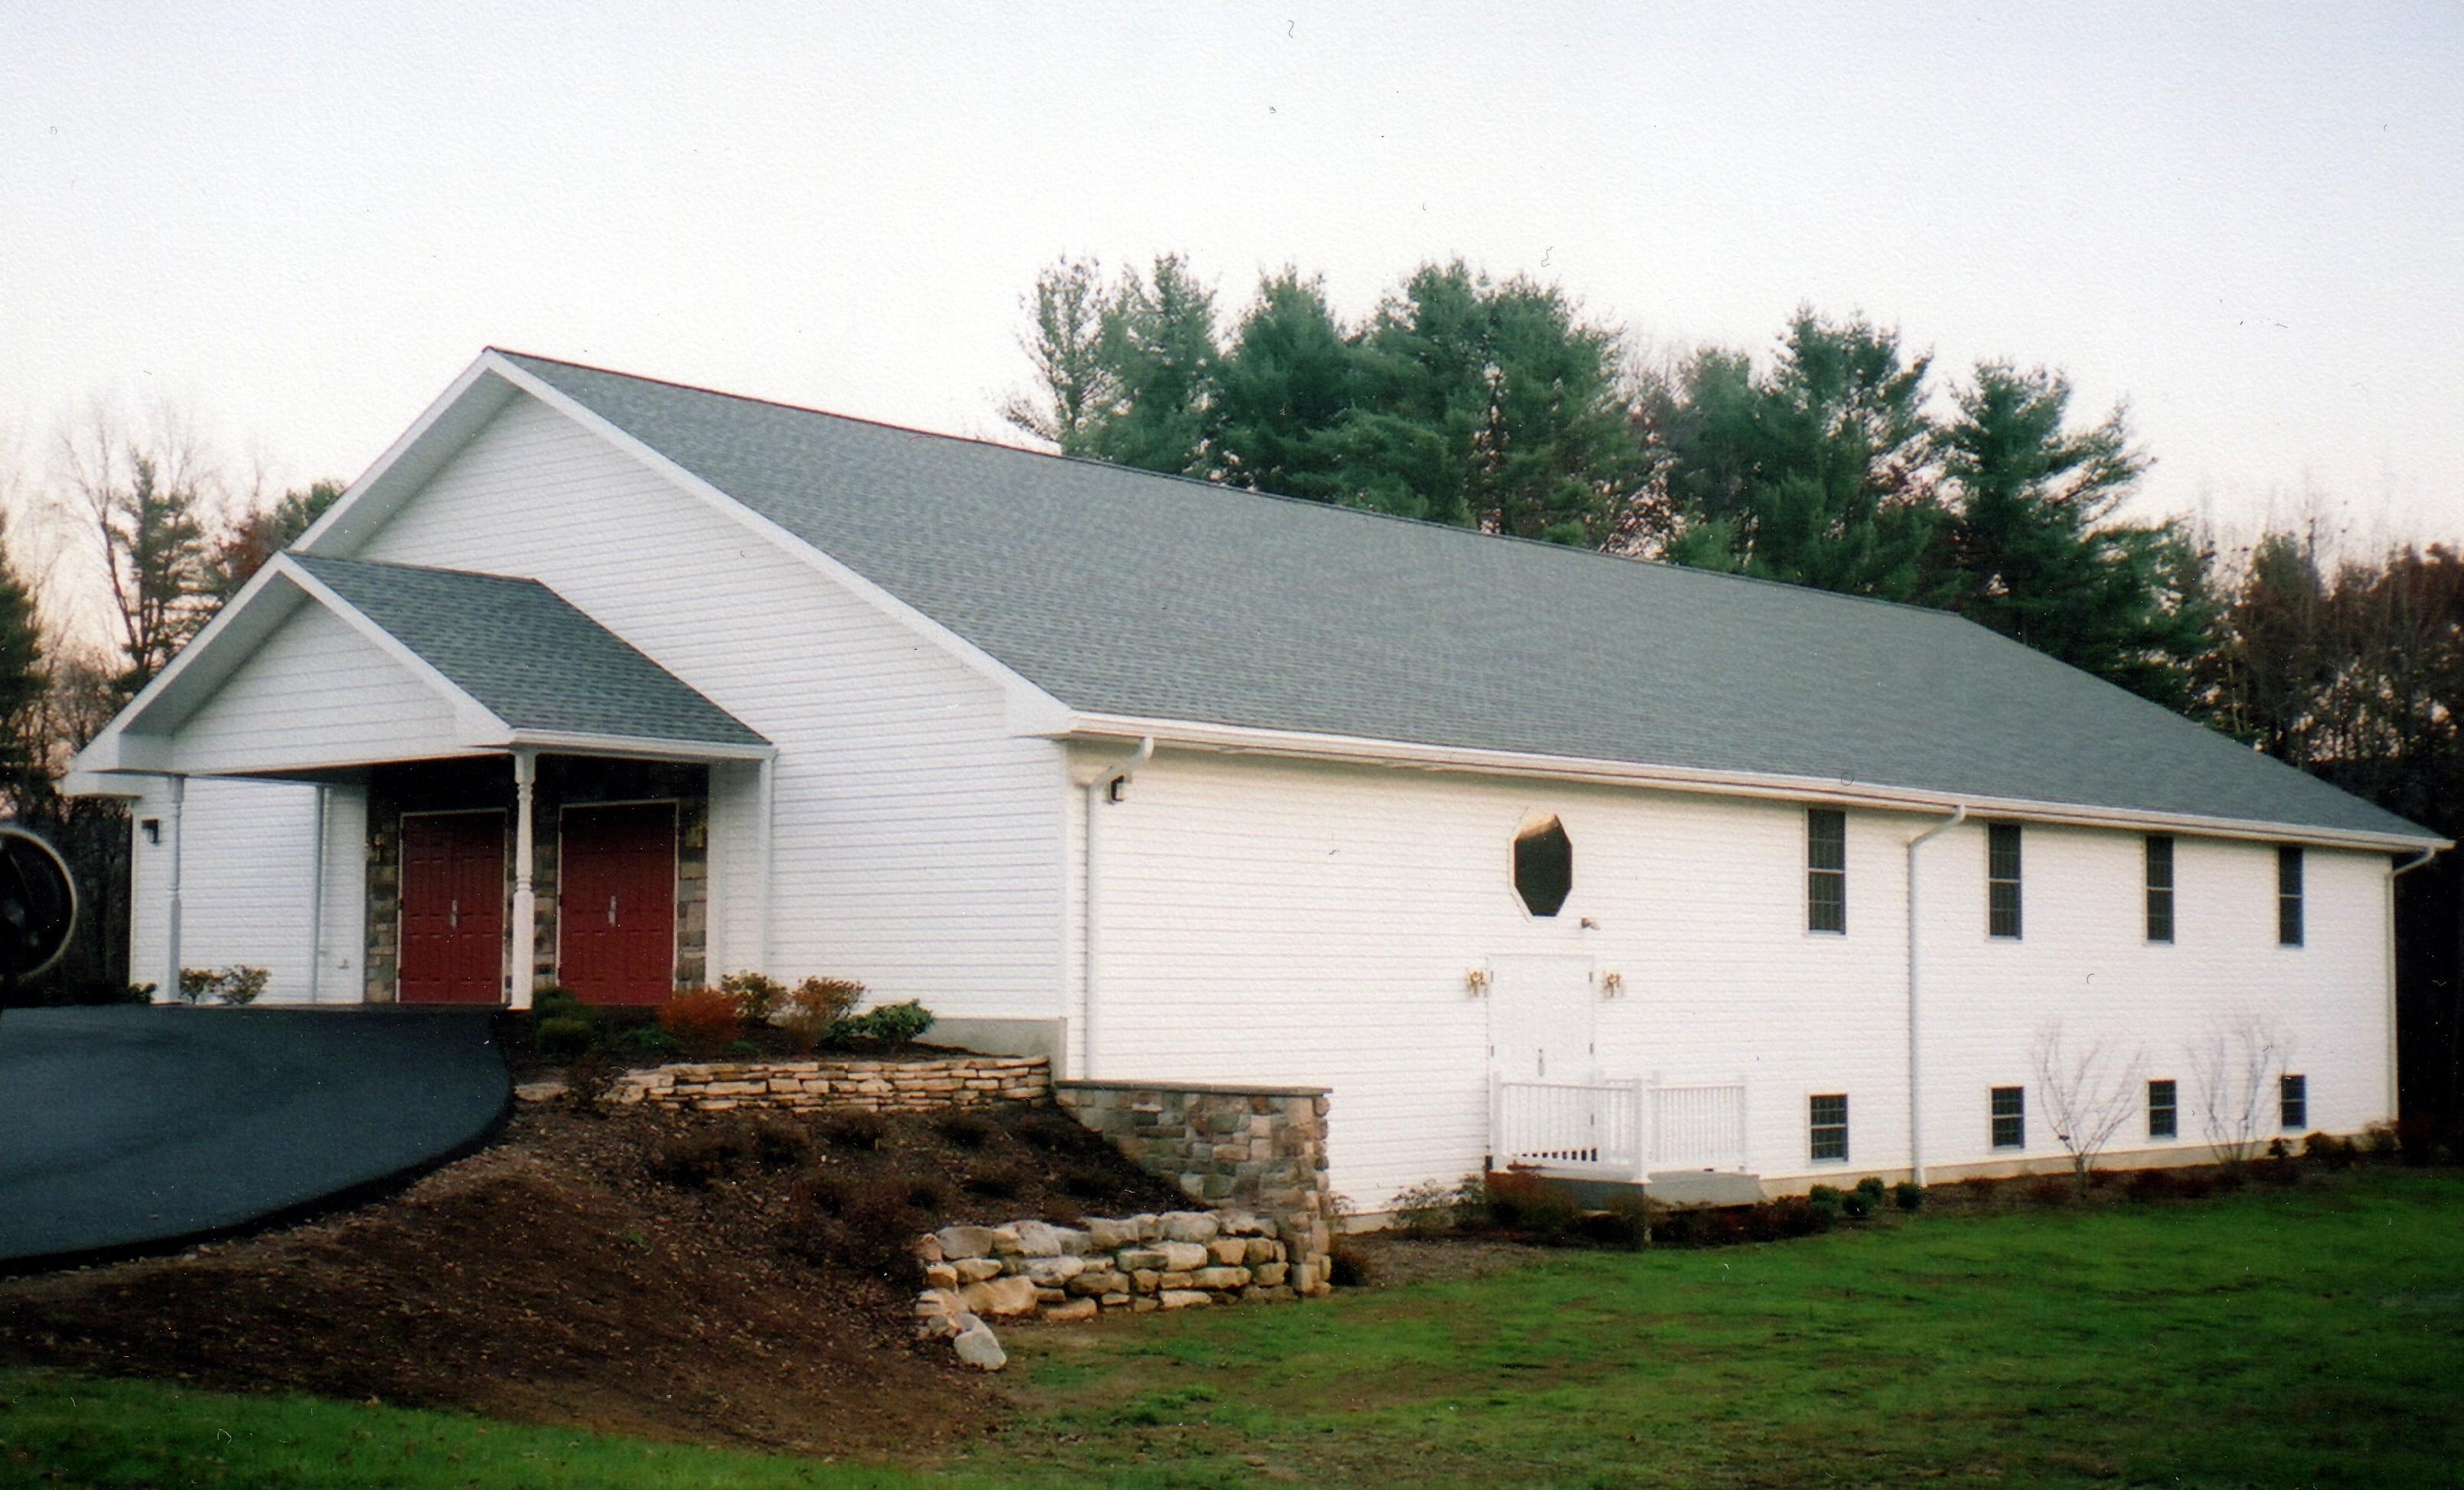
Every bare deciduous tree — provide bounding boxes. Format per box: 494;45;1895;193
54;402;219;699
2188;1013;2290;1168
2032;1019;2148;1193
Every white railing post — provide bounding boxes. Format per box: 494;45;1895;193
1627;1078;1648;1180
1735;1071;1751;1174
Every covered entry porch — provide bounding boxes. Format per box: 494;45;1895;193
70;552;773;1008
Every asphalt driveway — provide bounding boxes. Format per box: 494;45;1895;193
0;1006;507;1268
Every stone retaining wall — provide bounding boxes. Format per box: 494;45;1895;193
1055;1080;1336;1295
608;1055;1050;1112
912;1208;1320;1370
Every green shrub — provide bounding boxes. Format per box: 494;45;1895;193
216;966;269;1006
535;1015;596;1061
175;968;217;1006
617;1022;677;1058
833;999;935;1045
1894;1181;1926;1211
2303;1133;2358;1170
1840;1190;1872;1221
1390;1175;1483;1237
1854;1176;1888;1205
1806;1185;1843;1225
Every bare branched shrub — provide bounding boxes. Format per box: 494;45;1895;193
2031;1020;2147;1194
2188;1013;2289;1169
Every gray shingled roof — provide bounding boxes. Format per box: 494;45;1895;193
291;553;765;750
498;352;2430;843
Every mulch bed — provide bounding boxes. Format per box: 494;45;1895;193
0;1100;1187;1457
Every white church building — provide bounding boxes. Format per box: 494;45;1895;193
70;350;2446;1208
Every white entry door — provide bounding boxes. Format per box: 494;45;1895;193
1487;955;1598;1084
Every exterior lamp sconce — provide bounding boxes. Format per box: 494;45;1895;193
1465;967;1490;997
1599;970;1626;999
140;818;161;846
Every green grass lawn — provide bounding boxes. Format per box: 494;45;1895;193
6;1172;2459;1488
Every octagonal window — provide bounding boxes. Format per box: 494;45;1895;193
1513;815;1572;918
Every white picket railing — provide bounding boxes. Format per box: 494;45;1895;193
1647;1078;1749;1172
1491;1074;1749;1178
1490;1078;1644;1177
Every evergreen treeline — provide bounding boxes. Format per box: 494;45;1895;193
1005;254;2462;1114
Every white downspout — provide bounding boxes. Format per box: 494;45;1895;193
162;774;186;1003
305;784;328;1003
1906;802;1966;1185
1081;736;1154;1081
2388;846;2441;1123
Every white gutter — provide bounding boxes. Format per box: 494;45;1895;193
1050;712;2448;856
1079;736;1154;1081
1905;803;1967;1186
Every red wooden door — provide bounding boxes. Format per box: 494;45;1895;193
398;812;506;1004
558;803;677;1006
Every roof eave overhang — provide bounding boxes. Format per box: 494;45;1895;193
1049;712;2452;855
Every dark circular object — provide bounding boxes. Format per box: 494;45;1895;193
0;827;77;981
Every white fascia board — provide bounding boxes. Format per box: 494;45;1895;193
291;354;517;555
475;352;1074;737
1053;712;2451;855
270;555;510;743
70;556;312;775
498;729;777;763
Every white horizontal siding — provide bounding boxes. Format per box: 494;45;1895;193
126;776;363;1003
350;394;1064;1016
1084;750;2394;1211
165;602;465;774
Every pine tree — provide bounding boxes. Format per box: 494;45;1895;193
1938;364;2213;708
1646;311;1940;599
999;256;1118;457
1212;271;1356;503
1088;255;1222;478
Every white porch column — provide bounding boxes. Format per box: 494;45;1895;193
753;754;775;976
511;748;537;1009
162;774;186;1002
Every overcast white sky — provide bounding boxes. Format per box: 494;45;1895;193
5;2;2459;569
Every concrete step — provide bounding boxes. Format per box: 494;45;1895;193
1501;1169;1766;1212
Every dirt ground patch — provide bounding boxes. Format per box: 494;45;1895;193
0;1100;1187;1457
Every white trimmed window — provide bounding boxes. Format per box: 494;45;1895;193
1810;1094;1849;1162
2145;836;2175;944
2148;1078;2177;1140
1991;1086;2025;1149
1988;823;2022;939
2276;846;2304;947
1806;809;1846;934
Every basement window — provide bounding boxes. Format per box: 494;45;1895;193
1513;815;1572;918
2148;1078;2178;1140
1806;808;1846;934
1991;1086;2025;1149
2280;1074;2307;1131
1809;1094;1849;1162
